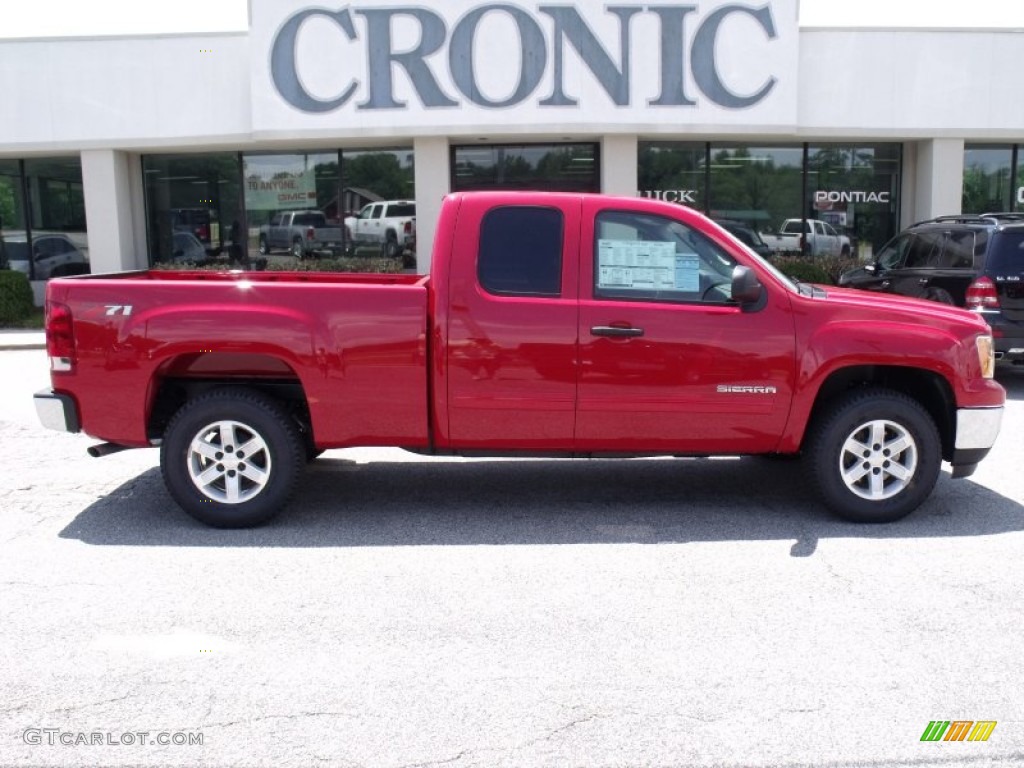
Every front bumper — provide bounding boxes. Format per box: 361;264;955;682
950;406;1003;478
34;389;80;433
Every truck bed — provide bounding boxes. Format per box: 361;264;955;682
46;269;431;448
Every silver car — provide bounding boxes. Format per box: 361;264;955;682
3;233;89;279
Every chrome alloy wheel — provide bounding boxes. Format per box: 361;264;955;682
187;420;272;504
839;419;918;501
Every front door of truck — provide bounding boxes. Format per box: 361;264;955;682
444;197;581;450
575;201;796;455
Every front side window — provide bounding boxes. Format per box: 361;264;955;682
877;234;912;269
595;211;737;304
478;206;563;297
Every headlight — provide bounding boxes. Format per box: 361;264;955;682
976;334;995;379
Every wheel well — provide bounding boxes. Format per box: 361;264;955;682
147;374;313;448
805;365;956;460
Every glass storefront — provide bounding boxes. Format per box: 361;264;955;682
0;157;89;280
143;148;414;269
143;152;243;266
807;143;900;260
962;145;1017;213
637;142;707;207
708;144;804;237
451;143;599;193
638;141;902;259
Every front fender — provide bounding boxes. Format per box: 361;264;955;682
779;320;963;452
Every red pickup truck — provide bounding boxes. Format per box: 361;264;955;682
34;192;1004;528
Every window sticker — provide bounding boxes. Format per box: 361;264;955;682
597;239;699;292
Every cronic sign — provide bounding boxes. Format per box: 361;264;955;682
265;2;791;115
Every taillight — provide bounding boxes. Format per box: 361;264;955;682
46;301;75;372
306;227;316;241
403;221;412;235
966;276;999;310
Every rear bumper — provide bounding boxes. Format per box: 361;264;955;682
34;389;80;433
950;405;1003;478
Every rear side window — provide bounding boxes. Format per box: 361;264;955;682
941;231;975;269
478;206;563;297
986;231;1024;273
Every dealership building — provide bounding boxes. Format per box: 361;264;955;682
1;0;1023;283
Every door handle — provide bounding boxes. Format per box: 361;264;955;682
917;278;930;285
591;325;644;338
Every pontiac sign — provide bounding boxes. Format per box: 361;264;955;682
251;0;798;133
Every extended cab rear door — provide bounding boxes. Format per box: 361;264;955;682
443;195;581;450
575;199;796;454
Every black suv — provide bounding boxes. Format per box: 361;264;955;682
839;213;1024;365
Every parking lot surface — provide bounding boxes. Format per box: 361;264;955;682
1;348;1022;768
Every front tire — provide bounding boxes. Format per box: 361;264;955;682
161;387;304;527
807;388;941;523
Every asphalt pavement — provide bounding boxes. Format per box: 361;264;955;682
1;347;1023;768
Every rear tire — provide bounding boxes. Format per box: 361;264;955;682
291;238;305;260
807;388;941;523
161;387;304;528
382;234;400;260
258;235;269;256
926;287;955;305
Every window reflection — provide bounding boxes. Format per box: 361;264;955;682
963;145;1014;214
0;157;89;280
452;143;599;193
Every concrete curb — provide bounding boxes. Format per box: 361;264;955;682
0;332;46;351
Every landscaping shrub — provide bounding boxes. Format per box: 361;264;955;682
778;257;843;286
0;270;35;325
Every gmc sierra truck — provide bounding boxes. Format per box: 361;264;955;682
344;200;416;262
34;192;1004;528
763;218;852;257
257;210;343;259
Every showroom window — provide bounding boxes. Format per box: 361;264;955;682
451;143;599;193
807;143;900;260
0;157;89;280
637;142;707;207
962;145;1017;213
143;153;243;267
638;141;902;260
707;144;804;242
143;148;414;269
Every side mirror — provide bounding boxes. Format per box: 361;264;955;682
731;265;763;305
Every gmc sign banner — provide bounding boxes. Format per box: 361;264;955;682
251;0;798;134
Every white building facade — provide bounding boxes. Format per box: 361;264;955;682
1;0;1022;280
